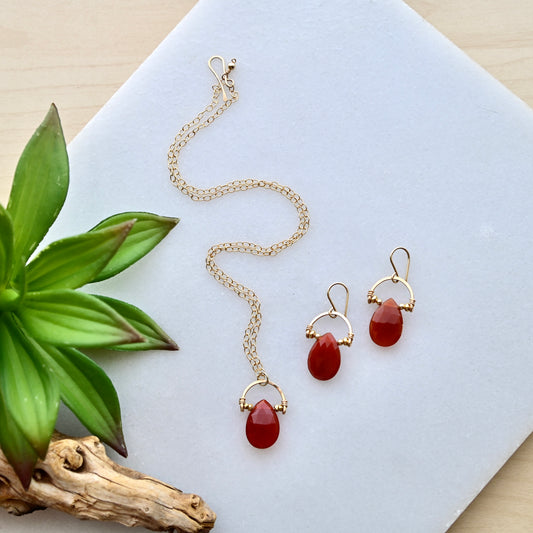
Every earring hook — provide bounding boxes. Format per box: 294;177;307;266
390;247;411;282
327;282;350;317
208;55;236;102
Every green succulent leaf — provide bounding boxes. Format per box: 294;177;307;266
96;295;178;351
16;289;144;348
0;204;14;290
7;104;69;265
0;390;39;489
0;105;181;484
38;344;127;457
26;220;136;291
0;314;59;459
90;212;179;282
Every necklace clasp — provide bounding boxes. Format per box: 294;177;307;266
208;56;237;102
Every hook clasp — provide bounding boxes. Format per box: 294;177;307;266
390;246;411;283
208;56;237;102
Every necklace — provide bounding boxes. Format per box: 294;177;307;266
168;56;310;448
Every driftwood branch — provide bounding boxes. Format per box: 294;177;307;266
0;433;215;532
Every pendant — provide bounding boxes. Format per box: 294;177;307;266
246;400;279;449
307;332;341;380
239;379;287;449
369;298;403;347
305;301;354;381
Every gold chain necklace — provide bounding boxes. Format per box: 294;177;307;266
168;56;310;448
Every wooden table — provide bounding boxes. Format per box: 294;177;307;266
0;2;532;530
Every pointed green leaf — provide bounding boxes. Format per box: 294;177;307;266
0;389;39;489
38;344;127;457
16;289;144;348
0;204;14;290
89;212;179;282
7;104;69;264
0;314;59;459
26;220;136;291
96;295;178;351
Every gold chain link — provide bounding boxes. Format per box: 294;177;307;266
168;60;310;381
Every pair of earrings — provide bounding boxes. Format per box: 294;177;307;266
306;247;416;380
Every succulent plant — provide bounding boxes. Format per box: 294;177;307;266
0;104;178;488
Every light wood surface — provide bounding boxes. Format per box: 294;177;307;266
0;1;531;531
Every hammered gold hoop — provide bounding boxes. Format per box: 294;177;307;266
239;379;287;414
306;312;354;347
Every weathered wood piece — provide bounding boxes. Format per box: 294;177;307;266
0;433;215;532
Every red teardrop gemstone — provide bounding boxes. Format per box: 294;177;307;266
369;298;403;347
246;399;280;449
307;332;341;380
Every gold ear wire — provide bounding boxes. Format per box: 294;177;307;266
390;246;410;283
327;282;350;317
306;282;354;347
367;247;415;312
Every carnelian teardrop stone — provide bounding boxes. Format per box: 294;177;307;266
369;298;403;347
246;399;280;449
307;332;341;380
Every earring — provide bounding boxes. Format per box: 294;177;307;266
367;247;415;347
305;283;354;380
